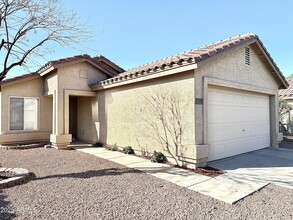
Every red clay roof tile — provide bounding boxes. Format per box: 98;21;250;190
1;72;39;86
37;54;124;76
2;54;124;86
93;33;287;89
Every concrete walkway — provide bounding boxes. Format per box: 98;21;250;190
73;146;272;204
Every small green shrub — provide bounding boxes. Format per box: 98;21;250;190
106;144;118;151
94;142;103;147
123;146;135;154
151;151;167;163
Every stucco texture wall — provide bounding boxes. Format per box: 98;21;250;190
44;62;111;96
195;44;279;91
0;77;52;144
99;71;195;158
58;62;108;91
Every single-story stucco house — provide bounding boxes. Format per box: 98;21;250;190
0;33;288;167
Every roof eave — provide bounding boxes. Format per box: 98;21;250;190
39;66;55;76
91;62;198;91
254;40;289;89
38;58;114;77
1;74;40;87
97;56;125;73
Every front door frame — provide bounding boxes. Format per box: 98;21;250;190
64;89;96;135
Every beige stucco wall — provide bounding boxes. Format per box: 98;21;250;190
0;77;52;144
195;44;279;90
99;71;195;159
44;61;107;96
44;71;58;95
58;62;108;91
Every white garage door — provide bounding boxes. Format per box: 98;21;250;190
208;87;270;161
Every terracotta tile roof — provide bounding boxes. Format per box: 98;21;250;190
93;33;287;88
1;72;39;86
37;54;124;76
279;79;293;97
0;54;125;87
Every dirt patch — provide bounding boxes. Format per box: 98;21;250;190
194;166;225;177
171;165;225;177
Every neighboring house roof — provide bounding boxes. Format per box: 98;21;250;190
37;54;125;77
92;33;288;89
0;72;40;87
279;79;293;98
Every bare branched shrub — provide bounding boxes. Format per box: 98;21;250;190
138;89;188;165
0;0;91;81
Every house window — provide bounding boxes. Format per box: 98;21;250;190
10;97;39;131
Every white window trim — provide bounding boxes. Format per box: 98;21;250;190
8;96;40;132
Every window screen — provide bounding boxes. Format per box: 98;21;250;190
10;98;24;130
10;97;39;131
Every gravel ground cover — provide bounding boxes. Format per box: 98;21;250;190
0;148;293;220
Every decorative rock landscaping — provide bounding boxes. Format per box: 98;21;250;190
1;148;293;219
0;167;35;189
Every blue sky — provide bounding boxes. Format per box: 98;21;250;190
7;0;293;78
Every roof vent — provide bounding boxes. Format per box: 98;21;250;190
245;47;250;65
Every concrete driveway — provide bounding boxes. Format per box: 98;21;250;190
74;145;293;204
208;147;293;190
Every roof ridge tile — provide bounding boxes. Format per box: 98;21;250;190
121;33;255;73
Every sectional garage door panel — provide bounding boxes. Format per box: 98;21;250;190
208;88;270;161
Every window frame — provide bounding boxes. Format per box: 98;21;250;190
8;96;40;132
